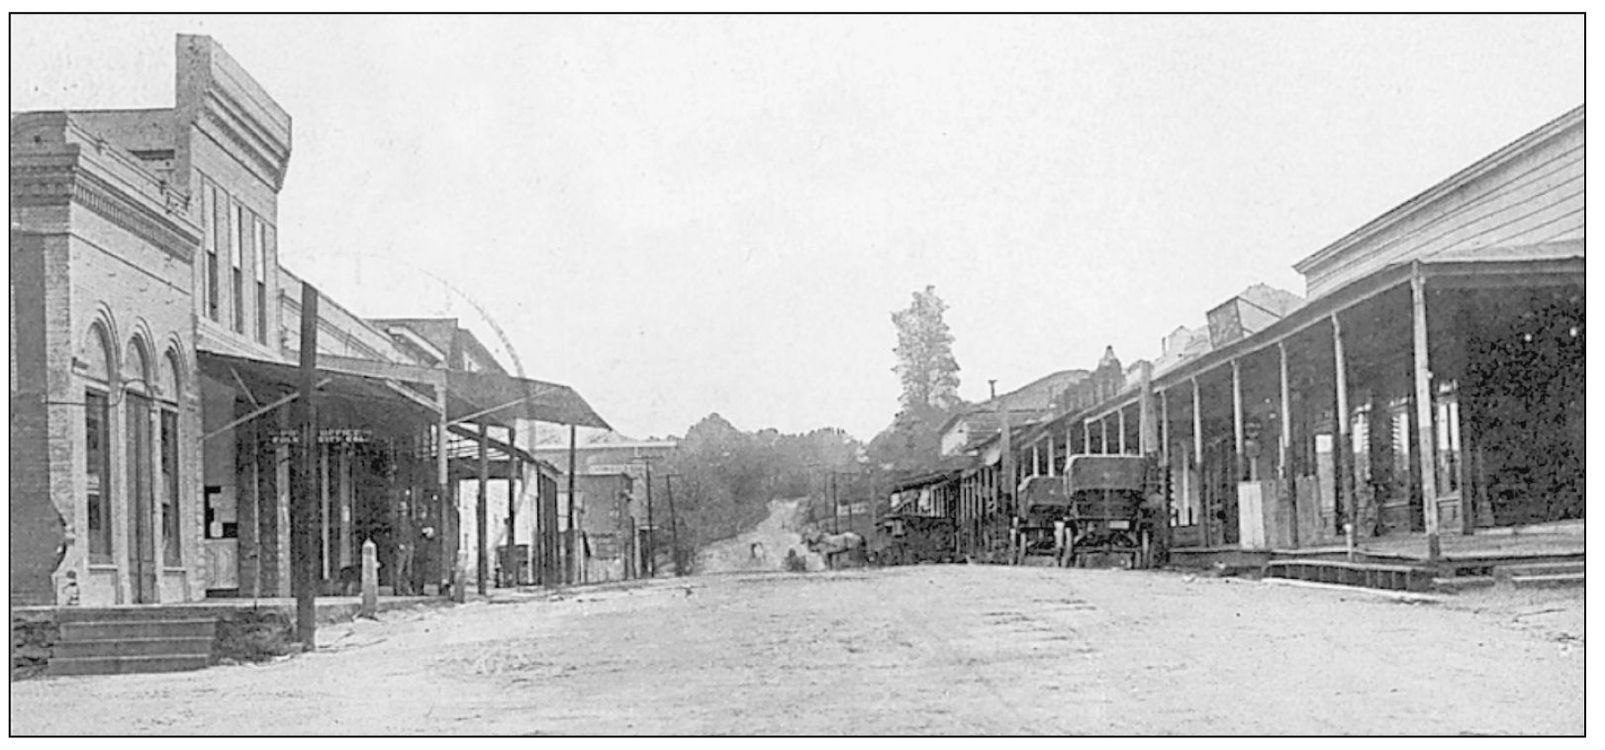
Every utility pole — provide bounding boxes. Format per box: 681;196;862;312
664;473;682;576
293;282;319;648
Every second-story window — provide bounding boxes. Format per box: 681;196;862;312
255;218;269;344
231;203;245;334
204;182;221;322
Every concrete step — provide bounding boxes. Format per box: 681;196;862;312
1433;576;1495;594
46;654;211;677
1510;572;1585;590
53;607;223;623
59;618;217;642
53;636;215;659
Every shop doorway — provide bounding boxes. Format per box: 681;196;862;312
126;393;159;603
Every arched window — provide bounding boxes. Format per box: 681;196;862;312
83;324;114;563
160;350;183;566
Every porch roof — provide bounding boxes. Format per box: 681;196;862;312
197;349;611;431
1028;240;1585;437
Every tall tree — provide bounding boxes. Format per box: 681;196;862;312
892;285;962;411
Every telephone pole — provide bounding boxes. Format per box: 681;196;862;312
664;473;682;576
292;282;319;648
632;454;661;578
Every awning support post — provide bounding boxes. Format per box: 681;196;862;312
292;282;320;649
1411;262;1442;561
477;421;489;595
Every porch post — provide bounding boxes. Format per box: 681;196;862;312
1046;434;1056;477
1138;362;1155;456
506;424;518;587
477;421;489;595
1231;359;1244;482
1118;407;1127;455
1100;418;1109;455
1331;313;1351;537
320;444;330;580
1083;420;1092;455
1411;263;1442;561
1159;386;1170;532
1279;340;1297;548
1192;376;1205;546
434;384;449;596
1159;388;1169;464
338;446;352;569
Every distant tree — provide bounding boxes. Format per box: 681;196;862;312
892;285;962;412
664;414;867;554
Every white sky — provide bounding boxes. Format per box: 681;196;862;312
10;14;1584;441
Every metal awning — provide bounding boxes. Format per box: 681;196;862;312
197;349;611;437
198;350;439;440
446;368;610;430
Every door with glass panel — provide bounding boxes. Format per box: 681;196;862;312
126;393;158;603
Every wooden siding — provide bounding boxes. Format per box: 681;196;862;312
1304;123;1583;299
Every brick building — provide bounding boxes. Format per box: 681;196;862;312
11;35;609;608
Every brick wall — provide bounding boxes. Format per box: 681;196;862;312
9;232;63;606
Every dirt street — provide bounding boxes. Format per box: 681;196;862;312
696;497;829;574
10;566;1582;735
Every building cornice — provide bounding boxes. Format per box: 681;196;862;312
11;149;199;262
196;89;290;192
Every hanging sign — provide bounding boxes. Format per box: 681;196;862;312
270;428;374;445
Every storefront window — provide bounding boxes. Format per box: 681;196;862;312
86;390;112;563
232;203;246;334
255;220;270;344
205;182;222;321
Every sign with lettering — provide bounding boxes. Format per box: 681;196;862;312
270;428;373;445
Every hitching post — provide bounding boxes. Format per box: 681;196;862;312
361;538;378;618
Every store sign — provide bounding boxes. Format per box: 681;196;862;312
270;428;374;445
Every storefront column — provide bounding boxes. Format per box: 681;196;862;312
1159;388;1170;468
434;384;449;594
1411;263;1441;560
1192;376;1205;546
1118;407;1127;455
338;446;352;569
506;423;518;587
1231;360;1244;483
477;421;489;595
1279;340;1297;548
1138;363;1155;456
1331;312;1351;536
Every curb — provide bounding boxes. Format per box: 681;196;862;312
1256;576;1445;603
